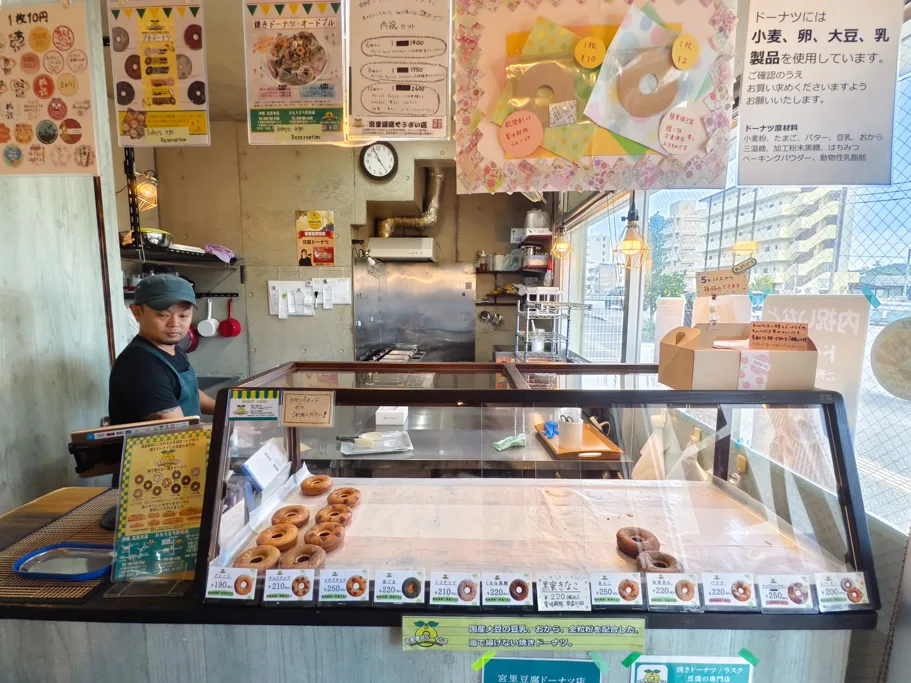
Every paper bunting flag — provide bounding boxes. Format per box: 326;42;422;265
541;124;593;163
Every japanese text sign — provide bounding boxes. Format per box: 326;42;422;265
749;321;810;350
630;656;753;683
483;658;602;683
738;0;903;185
696;268;749;297
282;391;334;426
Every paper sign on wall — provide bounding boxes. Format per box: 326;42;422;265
295;210;335;266
282;391;335;426
629;656;753;683
696;269;748;297
738;0;903;186
749;322;809;351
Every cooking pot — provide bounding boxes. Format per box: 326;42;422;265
197;299;219;338
178;326;198;353
218;299;242;338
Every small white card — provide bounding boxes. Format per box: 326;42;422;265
482;572;533;607
205;566;257;601
318;568;371;602
373;570;426;605
646;573;702;610
536;573;591;611
429;571;480;606
589;572;644;607
240;439;288;491
815;572;870;612
701;573;758;610
757;574;816;612
263;569;315;602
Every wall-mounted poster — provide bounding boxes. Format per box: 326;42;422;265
295;210;335;266
453;0;737;194
0;1;98;175
244;2;344;145
348;0;452;140
108;1;211;147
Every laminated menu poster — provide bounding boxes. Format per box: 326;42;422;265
113;428;210;581
0;1;98;175
107;0;211;147
347;0;451;140
295;209;335;265
244;2;344;144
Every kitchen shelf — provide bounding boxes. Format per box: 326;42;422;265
516;330;568;343
475;269;547;276
121;247;240;268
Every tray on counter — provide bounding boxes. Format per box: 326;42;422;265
534;422;624;461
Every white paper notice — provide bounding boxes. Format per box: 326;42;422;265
347;0;451;140
536;574;591;611
738;0;903;186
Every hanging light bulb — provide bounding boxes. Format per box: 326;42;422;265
134;171;158;212
551;225;573;260
618;225;645;256
614;192;649;268
733;240;759;256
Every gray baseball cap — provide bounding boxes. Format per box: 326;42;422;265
134;274;197;310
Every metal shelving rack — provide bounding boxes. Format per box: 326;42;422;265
514;288;591;362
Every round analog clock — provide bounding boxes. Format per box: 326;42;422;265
359;142;398;182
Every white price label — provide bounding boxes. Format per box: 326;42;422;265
589;572;644;607
263;569;315;602
536;573;591;612
815;572;870;612
429;571;480;606
318;568;371;602
757;575;816;612
205;566;257;601
373;570;426;605
701;573;758;610
646;573;701;610
482;572;533;607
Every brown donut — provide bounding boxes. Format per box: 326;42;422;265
328;487;361;508
787;582;809;605
675;579;696;601
636;550;682;573
301;475;333;496
256;523;299;552
847;587;864;604
272;505;310;528
291;576;311;597
457;579;477;602
346;575;367;597
618;578;640;601
304;522;345;552
279;544;327;570
732;580;752;602
616;527;660;558
315;504;353;527
509;578;529;601
233;545;280;574
234;574;254;595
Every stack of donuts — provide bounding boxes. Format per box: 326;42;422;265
233;475;361;574
616;526;682;573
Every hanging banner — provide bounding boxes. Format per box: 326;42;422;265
0;1;98;175
738;0;903;186
295;209;335;265
347;0;451;140
244;2;344;145
107;1;211;147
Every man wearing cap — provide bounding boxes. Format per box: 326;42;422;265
109;274;216;424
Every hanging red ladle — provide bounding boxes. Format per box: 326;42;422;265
218;298;242;338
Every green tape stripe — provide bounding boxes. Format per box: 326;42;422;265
739;648;760;667
588;652;608;673
621;652;642;668
471;650;497;671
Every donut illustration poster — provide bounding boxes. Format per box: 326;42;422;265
107;0;211;147
243;2;344;145
113;428;210;582
347;0;451;140
453;0;737;194
0;1;98;175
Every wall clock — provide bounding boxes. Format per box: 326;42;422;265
359;142;398;182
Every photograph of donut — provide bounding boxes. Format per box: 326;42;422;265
234;574;254;596
457;579;478;603
674;579;696;602
618;578;640;602
508;578;529;602
401;577;422;600
731;580;752;602
346;575;367;598
787;582;809;605
291;576;311;598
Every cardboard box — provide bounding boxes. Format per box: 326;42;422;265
658;323;818;391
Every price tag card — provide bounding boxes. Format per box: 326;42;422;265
815;572;871;612
589;572;644;608
482;572;533;607
536;573;591;611
430;571;480;607
701;573;758;611
205;566;257;601
758;574;816;612
263;569;315;603
696;268;748;297
373;570;426;605
646;573;702;611
318;568;371;603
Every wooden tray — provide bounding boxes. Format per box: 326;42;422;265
534;422;625;461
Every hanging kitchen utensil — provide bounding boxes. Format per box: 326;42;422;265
178;326;199;353
197;298;219;338
218;299;242;338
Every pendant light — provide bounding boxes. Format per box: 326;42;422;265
551;225;573;260
614;191;649;267
733;240;759;256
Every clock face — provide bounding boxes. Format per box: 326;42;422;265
361;143;397;180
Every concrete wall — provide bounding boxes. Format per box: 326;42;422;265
155;123;543;375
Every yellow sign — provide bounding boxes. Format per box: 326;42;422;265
574;36;606;69
672;33;700;70
143;127;191;146
274;124;324;142
401;616;645;652
282;391;335;427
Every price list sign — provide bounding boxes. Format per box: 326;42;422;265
481;572;533;607
374;570;425;605
646;573;702;611
347;0;451;140
430;571;480;607
263;568;315;602
536;574;591;612
590;572;644;608
757;574;816;613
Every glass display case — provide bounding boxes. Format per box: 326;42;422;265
196;362;878;626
